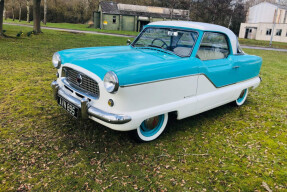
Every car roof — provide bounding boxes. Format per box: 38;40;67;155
147;21;238;54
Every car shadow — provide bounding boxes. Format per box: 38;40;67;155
53;101;238;153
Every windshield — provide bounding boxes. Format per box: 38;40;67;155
132;27;199;57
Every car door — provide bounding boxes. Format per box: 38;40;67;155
196;32;237;88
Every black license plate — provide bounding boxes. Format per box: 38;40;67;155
58;96;79;118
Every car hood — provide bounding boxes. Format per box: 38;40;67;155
59;46;198;86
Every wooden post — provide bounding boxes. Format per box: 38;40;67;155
119;15;122;31
134;16;137;32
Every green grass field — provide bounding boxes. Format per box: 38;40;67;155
0;25;286;191
4;19;287;50
4;18;139;36
239;38;287;50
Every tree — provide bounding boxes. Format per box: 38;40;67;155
33;0;41;33
229;0;247;35
43;0;47;24
27;0;30;22
18;0;24;22
11;0;15;21
0;0;4;36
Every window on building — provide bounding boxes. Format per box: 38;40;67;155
196;32;230;61
276;29;282;36
113;16;116;24
266;29;272;36
286;32;287;37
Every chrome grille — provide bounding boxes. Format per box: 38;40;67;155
63;67;100;98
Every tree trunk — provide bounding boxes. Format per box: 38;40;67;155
33;0;41;33
0;0;4;36
27;0;30;23
43;0;47;25
12;6;15;21
3;7;6;20
19;2;22;22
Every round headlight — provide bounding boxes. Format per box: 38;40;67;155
52;52;61;69
104;71;119;93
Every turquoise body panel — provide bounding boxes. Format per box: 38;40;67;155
197;55;262;87
59;46;200;86
58;26;262;87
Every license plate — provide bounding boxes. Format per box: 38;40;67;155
58;96;79;118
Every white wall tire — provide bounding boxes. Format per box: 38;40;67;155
235;88;248;106
135;113;168;142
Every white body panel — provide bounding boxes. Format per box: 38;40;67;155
57;65;260;131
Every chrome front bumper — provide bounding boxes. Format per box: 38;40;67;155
51;80;131;124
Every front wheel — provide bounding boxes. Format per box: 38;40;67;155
235;88;249;106
134;114;168;142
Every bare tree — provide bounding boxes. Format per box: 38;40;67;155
33;0;41;33
43;0;47;24
27;0;30;22
0;0;4;36
4;2;7;20
18;0;24;22
11;0;15;21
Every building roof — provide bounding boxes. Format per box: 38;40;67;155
148;21;238;54
252;2;287;10
99;1;190;20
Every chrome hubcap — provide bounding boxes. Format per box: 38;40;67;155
143;116;160;131
239;90;246;98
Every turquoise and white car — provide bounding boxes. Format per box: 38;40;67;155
51;21;262;142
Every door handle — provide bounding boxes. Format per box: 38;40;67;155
233;66;240;69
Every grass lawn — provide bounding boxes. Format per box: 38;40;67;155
239;38;287;49
3;18;139;37
0;25;287;191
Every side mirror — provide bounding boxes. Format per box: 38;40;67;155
127;39;131;45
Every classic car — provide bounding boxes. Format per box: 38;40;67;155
51;21;262;142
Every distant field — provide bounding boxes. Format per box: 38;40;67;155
4;19;139;37
0;25;286;191
239;38;287;49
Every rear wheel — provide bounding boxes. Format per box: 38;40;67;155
134;114;168;142
235;88;248;106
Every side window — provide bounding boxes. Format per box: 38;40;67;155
196;32;230;61
173;32;198;57
177;32;196;46
266;29;272;35
113;16;116;24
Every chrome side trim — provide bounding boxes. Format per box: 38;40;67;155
120;74;198;88
120;74;260;89
51;81;131;124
